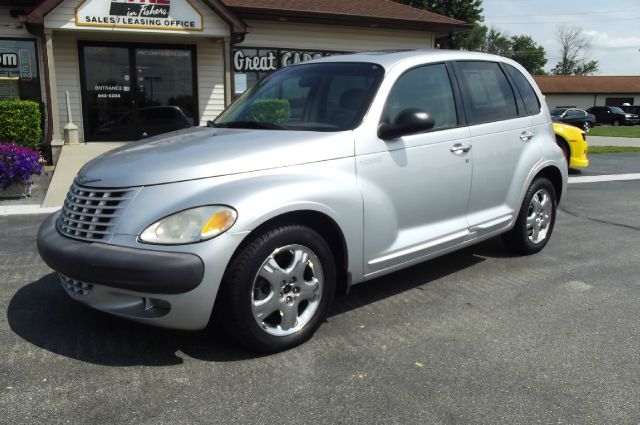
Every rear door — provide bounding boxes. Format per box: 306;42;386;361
453;61;542;237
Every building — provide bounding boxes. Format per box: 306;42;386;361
1;0;469;162
534;75;640;111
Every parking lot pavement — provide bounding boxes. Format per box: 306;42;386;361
2;158;640;425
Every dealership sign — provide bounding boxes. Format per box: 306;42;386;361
75;0;203;31
233;49;337;73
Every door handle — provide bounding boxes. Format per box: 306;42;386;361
450;143;472;154
520;131;534;142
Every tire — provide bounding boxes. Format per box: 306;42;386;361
219;224;336;353
583;121;591;132
613;120;621;126
556;137;570;166
503;177;557;255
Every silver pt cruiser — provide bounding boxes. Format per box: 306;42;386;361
38;50;567;352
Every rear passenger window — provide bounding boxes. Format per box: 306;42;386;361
455;61;518;124
384;63;457;131
505;64;541;116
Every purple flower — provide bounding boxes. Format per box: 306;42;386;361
0;143;44;188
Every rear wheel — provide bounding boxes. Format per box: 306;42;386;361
219;224;336;353
503;177;557;255
583;121;591;132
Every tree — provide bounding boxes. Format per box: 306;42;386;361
510;35;547;75
394;0;483;50
551;25;599;75
481;27;512;56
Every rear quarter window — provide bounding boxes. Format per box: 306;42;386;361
504;64;541;116
455;61;518;125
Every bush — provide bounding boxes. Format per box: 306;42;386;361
0;144;43;188
246;99;291;124
0;99;43;149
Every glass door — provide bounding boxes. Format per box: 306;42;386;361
80;43;197;141
82;46;136;141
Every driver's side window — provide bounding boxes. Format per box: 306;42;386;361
384;63;457;131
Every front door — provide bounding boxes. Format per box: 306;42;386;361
357;63;472;276
80;43;197;141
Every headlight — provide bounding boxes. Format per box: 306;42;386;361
139;206;237;245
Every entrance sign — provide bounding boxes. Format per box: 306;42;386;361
75;0;204;32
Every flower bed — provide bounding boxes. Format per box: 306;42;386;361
0;144;44;197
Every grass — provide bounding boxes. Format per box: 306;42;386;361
588;125;640;138
588;146;640;154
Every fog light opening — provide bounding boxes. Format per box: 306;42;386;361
143;297;171;312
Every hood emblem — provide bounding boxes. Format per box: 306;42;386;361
76;174;102;185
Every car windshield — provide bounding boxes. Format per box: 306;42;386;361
551;108;568;116
610;107;625;114
214;62;385;131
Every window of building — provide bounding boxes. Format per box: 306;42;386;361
0;38;41;101
605;97;634;106
455;61;518;125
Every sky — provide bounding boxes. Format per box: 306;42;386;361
481;0;640;75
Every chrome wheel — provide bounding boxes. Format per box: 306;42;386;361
251;244;323;337
583;122;591;132
526;189;552;244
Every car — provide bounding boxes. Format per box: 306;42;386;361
37;50;568;353
93;106;195;139
553;122;589;169
586;106;640;126
550;108;595;132
621;104;640;116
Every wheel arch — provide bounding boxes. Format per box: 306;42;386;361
227;210;350;296
555;134;571;164
534;165;564;202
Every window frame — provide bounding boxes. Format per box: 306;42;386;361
500;63;542;118
378;61;464;134
451;60;521;126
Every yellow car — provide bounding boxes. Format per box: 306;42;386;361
553;122;589;169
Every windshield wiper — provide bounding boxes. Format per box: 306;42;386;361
212;121;287;130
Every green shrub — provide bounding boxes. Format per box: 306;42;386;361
0;99;43;149
246;99;291;124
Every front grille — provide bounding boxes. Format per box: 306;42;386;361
56;182;139;242
59;273;94;296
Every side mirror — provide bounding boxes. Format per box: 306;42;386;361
378;108;435;140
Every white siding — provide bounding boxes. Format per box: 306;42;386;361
544;94;640;110
238;20;433;51
45;0;229;37
196;39;225;125
0;6;31;37
52;33;84;141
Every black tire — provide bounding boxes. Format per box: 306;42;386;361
613;120;621;126
556;137;570;166
503;177;557;255
219;224;336;353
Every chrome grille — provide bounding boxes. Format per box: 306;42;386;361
56;182;139;242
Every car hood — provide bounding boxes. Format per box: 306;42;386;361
77;127;354;188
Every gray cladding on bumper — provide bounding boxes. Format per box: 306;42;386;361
37;214;205;295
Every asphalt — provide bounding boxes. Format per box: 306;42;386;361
1;154;640;424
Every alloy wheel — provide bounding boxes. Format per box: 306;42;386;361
251;244;324;336
526;189;553;244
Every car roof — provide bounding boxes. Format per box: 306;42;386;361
308;49;517;70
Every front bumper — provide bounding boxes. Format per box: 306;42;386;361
36;213;238;330
37;214;205;295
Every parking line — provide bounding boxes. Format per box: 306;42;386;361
0;205;61;216
568;173;640;184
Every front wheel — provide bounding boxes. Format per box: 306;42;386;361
219;224;336;353
503;177;557;255
613;120;621;126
